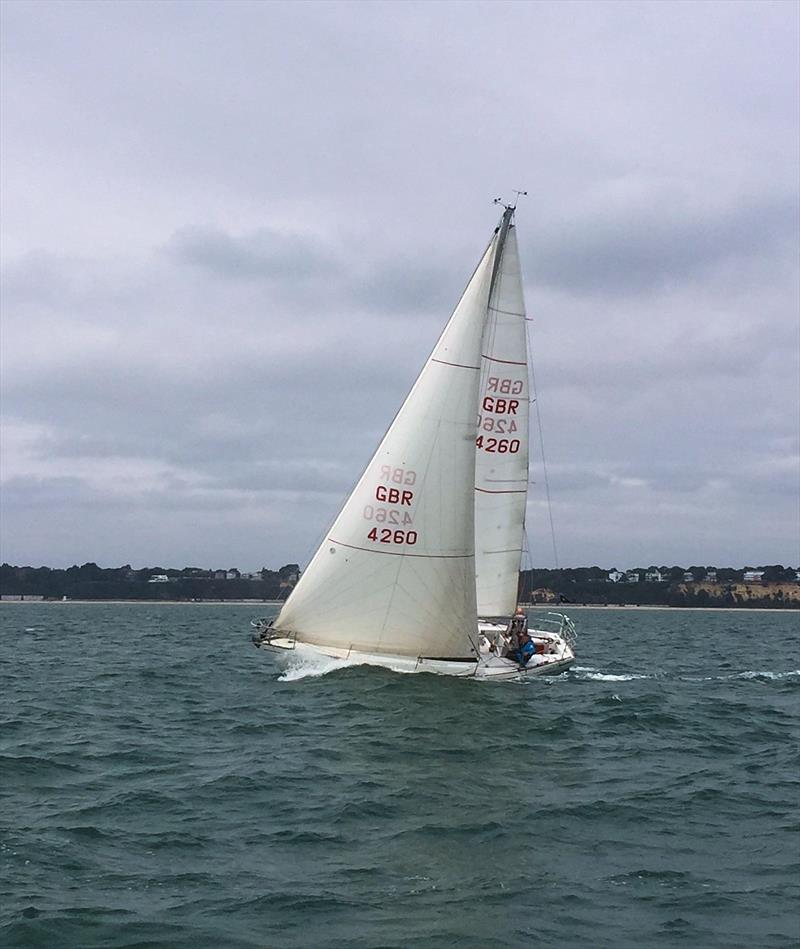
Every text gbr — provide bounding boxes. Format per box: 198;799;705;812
364;465;417;546
477;376;523;452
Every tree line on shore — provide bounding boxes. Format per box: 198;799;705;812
520;565;799;609
0;562;300;601
1;562;798;608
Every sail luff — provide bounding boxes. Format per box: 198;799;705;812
273;227;501;659
474;220;530;617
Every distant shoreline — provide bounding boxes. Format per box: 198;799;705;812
0;599;286;606
1;599;796;613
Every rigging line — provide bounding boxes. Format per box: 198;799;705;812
526;319;560;569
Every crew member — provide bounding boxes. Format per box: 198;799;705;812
504;608;526;651
511;629;536;667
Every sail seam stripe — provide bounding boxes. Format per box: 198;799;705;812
431;358;481;370
329;539;474;560
475;487;527;494
481;354;527;366
488;306;526;317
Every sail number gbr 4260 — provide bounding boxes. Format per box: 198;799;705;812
365;466;418;546
476;376;523;453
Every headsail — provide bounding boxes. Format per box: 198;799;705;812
474;211;530;616
273;231;501;659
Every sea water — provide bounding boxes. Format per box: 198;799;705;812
1;603;798;949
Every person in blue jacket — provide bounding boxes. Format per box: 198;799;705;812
504;609;534;665
512;629;536;667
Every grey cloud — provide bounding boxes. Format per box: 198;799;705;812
166;226;338;283
1;0;798;569
1;476;100;510
353;260;455;316
167;224;459;318
531;192;799;296
550;458;799;499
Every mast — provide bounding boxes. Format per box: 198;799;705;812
489;203;515;296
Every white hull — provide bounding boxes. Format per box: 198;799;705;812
252;615;575;681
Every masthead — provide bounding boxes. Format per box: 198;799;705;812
493;190;528;212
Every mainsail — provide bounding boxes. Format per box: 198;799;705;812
474;213;530;616
273;231;502;659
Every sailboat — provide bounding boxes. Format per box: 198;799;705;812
252;201;576;680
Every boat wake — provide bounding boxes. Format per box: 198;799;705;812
277;653;359;682
687;669;800;682
572;666;654;682
572;666;800;683
277;661;799;685
274;644;416;682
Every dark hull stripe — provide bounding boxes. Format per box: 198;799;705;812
419;657;478;663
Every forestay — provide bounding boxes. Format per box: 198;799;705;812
273;235;500;659
474;221;529;617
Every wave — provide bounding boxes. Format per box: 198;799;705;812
684;669;800;682
571;665;654;681
278;659;800;685
573;666;800;684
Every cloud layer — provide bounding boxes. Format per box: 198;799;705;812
2;0;798;569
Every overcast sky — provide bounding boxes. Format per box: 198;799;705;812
1;0;798;571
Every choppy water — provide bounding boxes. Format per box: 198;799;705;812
1;604;798;949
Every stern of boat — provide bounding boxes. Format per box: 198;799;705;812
476;610;576;678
